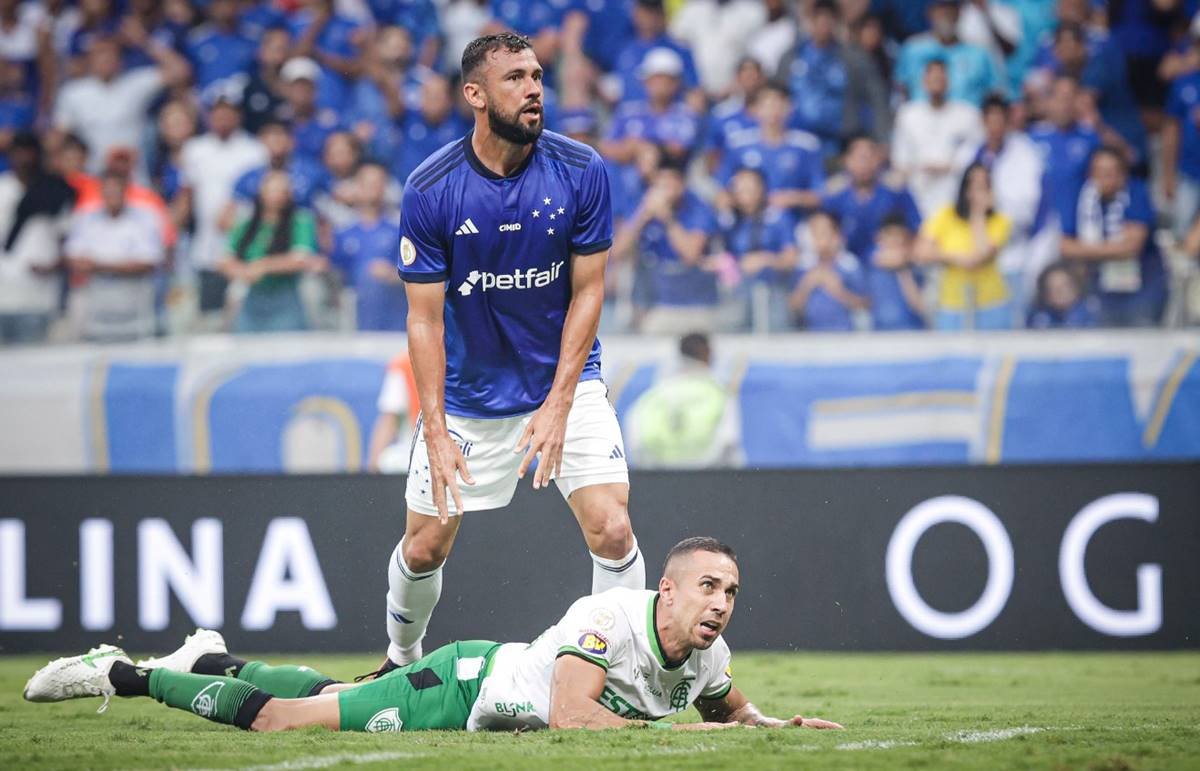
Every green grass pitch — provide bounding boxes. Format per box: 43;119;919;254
2;651;1198;769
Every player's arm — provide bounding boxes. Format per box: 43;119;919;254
694;685;843;729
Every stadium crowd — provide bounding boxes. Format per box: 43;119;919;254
0;0;1199;343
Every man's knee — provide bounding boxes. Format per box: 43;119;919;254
581;503;634;558
402;530;453;573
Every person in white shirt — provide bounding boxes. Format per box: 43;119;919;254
891;58;984;218
177;90;268;317
52;36;190;178
668;0;767;97
63;169;164;341
28;537;844;734
955;94;1046;315
0;133;71;344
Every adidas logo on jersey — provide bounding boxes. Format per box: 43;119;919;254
457;261;565;296
455;218;480;236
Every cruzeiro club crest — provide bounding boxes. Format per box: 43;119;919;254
669;681;691;711
366;707;404;733
190;681;225;717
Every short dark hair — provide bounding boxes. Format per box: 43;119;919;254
812;0;838;17
679;332;710;363
842;132;875;155
924;56;948;72
663;537;737;575
1054;22;1086;45
981;93;1009;116
879;211;911;232
461;33;532;81
752;79;791;104
1089;145;1126;171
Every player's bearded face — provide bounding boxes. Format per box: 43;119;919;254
486;95;543;145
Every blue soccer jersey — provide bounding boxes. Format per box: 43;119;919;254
399;131;612;419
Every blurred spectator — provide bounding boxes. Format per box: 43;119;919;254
704;57;766;170
916;162;1013;330
866;213;927;331
1106;0;1188;118
1157;13;1200;83
749;0;798;74
348;25;420;160
0;0;52;102
120;0;191;72
601;47;700;167
1032;0;1118;71
613;155;719;334
315;130;367;231
1163;42;1200;237
872;0;935;41
287;0;364;112
151;99;196;205
240;26;291;134
441;0;494;75
896;0;1003;105
892;57;983;218
63;167;164;341
487;0;567;65
0;132;70;344
0;59;35;173
218;169;325;333
777;0;891;157
52;35;189;177
718;167;798;331
75;146;176;249
1027;261;1096;328
609;0;700;105
821;134;922;262
957;94;1044;312
1028;75;1100;230
391;73;470;184
1061;147;1166;328
238;0;287;41
789;209;868;332
668;0;765;97
50;131;93;198
852;12;897;96
178;92;267;316
366;0;440;67
279;56;342;168
716;82;824;213
232;118;324;213
186;0;256;91
367;350;418;473
626;332;742;468
1037;22;1146;169
332;161;406;332
956;0;1023;90
65;0;119;77
1005;0;1058;92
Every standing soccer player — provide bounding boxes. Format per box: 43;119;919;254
382;34;643;673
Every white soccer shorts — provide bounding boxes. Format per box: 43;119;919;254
405;379;629;517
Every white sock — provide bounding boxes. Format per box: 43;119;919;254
386;539;442;665
591;538;645;594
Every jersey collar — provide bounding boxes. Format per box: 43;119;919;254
647;592;690;670
463;130;538;181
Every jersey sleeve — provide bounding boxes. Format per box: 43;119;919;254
398;183;449;283
698;639;733;700
553;596;628;672
1126;182;1155;228
571;154;614;255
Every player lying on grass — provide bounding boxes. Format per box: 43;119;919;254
24;537;841;733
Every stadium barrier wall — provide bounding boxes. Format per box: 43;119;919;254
1;464;1196;654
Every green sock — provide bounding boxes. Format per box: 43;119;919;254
149;669;270;729
237;661;334;698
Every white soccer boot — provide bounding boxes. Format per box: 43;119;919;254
135;628;227;673
23;643;131;713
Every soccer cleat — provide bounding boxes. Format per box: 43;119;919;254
135;628;227;673
23;643;131;713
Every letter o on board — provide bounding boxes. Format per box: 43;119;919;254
886;495;1014;640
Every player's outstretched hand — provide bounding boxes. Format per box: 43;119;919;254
426;429;475;524
788;715;844;729
515;398;571;490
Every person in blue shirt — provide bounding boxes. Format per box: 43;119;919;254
347;25;425;163
122;0;190;72
278;57;343;168
330;161;407;331
865;213;927;330
789;209;869;332
600;47;701;167
563;0;633;74
287;0;364;112
719;167;798;331
1060;146;1167;327
1108;0;1189;112
367;0;441;66
1028;75;1101;230
704;56;765;171
821;134;923;262
238;0;288;41
240;27;291;135
1164;43;1200;237
391;73;472;185
232;118;325;210
613;153;720;332
716;82;824;214
384;33;642;675
0;61;34;174
1041;23;1147;171
1026;260;1097;328
610;0;700;104
186;0;258;90
895;0;1003;105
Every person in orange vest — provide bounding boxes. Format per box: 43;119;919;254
368;351;419;472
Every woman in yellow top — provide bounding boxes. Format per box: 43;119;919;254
915;163;1013;330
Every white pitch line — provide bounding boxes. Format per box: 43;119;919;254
948;726;1045;744
191;750;428;771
